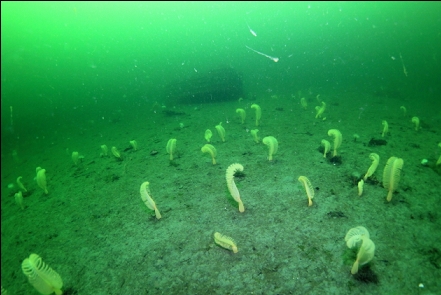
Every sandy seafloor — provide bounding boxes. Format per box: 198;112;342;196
1;88;441;295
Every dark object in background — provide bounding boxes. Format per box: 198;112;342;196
373;87;401;99
353;265;379;284
368;138;387;146
330;155;342;165
326;211;347;218
164;68;243;104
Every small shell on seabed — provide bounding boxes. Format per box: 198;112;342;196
150;150;158;156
